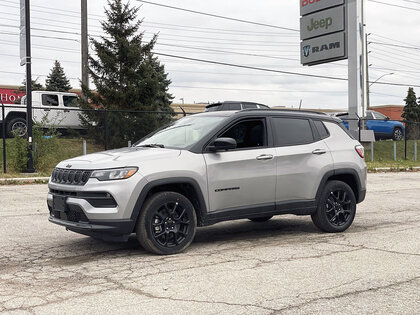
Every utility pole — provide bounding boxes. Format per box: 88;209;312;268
24;0;34;173
81;0;89;98
366;33;370;110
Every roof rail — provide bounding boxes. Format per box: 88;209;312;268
239;108;328;115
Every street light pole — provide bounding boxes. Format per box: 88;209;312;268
25;0;34;173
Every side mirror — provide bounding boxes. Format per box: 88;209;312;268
385;117;390;121
208;137;237;152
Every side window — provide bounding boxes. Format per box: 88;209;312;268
366;112;374;119
222;103;241;110
313;120;329;139
272;117;314;146
42;94;59;106
63;96;79;107
243;103;258;109
373;111;387;120
220;119;266;149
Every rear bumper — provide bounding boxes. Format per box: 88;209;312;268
48;215;135;241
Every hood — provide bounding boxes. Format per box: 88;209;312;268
56;147;181;170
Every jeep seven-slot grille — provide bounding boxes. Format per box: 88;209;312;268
51;168;92;185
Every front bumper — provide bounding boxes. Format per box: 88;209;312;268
47;172;148;241
48;215;135;241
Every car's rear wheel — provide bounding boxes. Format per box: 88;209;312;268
7;117;27;137
311;180;356;233
249;216;273;222
392;127;403;141
136;192;197;255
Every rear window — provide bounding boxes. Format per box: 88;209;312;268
313;120;329;139
272;117;314;146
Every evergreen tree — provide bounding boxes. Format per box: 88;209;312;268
45;60;72;92
18;78;44;91
80;0;174;148
402;87;420;139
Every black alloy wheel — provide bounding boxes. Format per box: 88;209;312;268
311;180;356;233
151;200;190;247
136;192;197;255
325;190;352;227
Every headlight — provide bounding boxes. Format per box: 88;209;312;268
90;167;138;181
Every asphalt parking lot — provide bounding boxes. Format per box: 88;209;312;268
0;172;419;314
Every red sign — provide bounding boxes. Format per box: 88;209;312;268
0;88;26;104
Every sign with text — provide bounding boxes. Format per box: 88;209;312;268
300;5;345;40
300;0;344;16
300;32;346;65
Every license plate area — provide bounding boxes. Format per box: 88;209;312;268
53;195;68;212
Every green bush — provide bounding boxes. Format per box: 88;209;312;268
33;125;60;172
8;131;29;172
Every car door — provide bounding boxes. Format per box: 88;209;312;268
61;94;81;128
33;93;62;127
271;117;334;204
204;118;276;212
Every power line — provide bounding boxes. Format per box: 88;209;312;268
135;0;299;32
155;52;420;88
370;41;420;51
369;0;420;11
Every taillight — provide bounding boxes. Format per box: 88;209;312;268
355;145;364;158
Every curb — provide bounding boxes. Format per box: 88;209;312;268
0;177;49;185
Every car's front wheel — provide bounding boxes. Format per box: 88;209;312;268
136;192;197;255
392;127;403;141
311;180;356;233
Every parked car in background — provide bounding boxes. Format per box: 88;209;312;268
1;91;82;137
204;101;270;112
335;110;405;141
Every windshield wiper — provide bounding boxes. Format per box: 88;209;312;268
137;143;165;148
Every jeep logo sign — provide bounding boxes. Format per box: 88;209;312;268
300;6;345;40
300;0;344;16
300;32;346;65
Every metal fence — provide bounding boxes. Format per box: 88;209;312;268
1;102;419;174
1;102;191;173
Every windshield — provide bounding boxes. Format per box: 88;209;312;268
135;115;226;149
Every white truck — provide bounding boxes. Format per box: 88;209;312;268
1;91;83;137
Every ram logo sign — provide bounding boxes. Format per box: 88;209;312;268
301;32;346;65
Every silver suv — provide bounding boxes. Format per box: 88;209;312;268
48;109;367;254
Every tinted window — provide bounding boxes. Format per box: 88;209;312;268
42;94;59;106
313;120;329;139
243;103;258;109
63;95;79;107
220;119;266;149
222;103;241;110
272;117;314;146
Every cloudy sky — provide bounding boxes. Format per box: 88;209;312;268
1;0;420;109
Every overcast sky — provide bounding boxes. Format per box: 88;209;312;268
1;0;420;109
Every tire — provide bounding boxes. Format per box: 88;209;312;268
7;117;27;137
311;180;356;233
392;127;403;141
249;216;273;222
136;192;197;255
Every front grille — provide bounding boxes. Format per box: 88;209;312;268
50;205;89;223
51;168;92;185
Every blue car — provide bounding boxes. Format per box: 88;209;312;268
336;110;405;141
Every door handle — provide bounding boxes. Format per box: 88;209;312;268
256;154;273;160
312;149;326;155
44;109;51;112
64;109;70;112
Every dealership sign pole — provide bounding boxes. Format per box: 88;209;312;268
300;0;366;138
20;0;35;173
